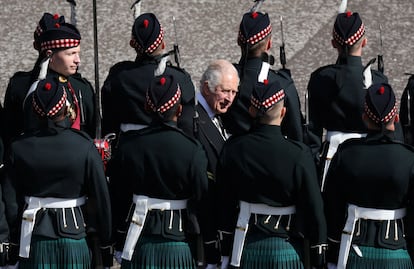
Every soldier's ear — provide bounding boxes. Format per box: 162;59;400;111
175;104;183;117
266;38;272;50
362;37;367;48
280;106;286;119
394;114;399;123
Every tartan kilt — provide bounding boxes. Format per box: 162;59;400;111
240;232;304;269
346;245;413;269
121;234;196;269
19;235;91;269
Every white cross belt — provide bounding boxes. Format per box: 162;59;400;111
231;200;296;267
337;204;406;269
122;195;188;261
20;196;86;258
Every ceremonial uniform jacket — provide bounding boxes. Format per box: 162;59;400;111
400;74;414;145
108;121;208;250
216;124;327;260
3;70;33;146
323;131;414;263
221;57;304;141
4;69;97;143
194;101;227;264
4;122;111;247
0;105;10;251
101;57;196;137
307;55;388;153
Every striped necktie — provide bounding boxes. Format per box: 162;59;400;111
213;115;228;140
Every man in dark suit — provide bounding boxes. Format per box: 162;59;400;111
194;59;239;269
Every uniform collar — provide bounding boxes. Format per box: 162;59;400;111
365;129;398;142
253;123;283;134
336;55;362;66
134;54;161;65
38;118;71;134
160;120;178;129
239;56;263;67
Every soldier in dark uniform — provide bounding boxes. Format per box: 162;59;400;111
108;75;208;268
216;80;327;269
194;59;239;269
101;12;195;140
221;10;304;142
399;74;414;145
3;13;64;146
323;83;414;269
3;13;97;146
0;104;10;268
306;10;388;189
3;76;112;268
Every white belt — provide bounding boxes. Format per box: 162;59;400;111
20;196;86;258
122;195;188;261
337;204;406;269
231;201;296;267
120;123;148;132
321;131;366;191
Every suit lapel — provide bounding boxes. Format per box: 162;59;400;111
196;105;225;155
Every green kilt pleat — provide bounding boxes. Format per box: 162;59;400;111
240;233;304;269
19;235;91;269
121;235;196;269
347;245;414;269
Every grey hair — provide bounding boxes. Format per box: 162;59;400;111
200;59;238;93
